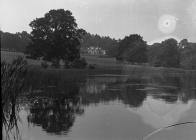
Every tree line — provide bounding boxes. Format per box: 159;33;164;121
0;31;31;52
117;34;196;69
1;9;196;69
0;30;118;57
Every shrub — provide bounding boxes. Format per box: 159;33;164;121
72;58;87;69
64;61;72;69
41;61;49;69
88;64;96;69
51;59;60;68
26;55;37;60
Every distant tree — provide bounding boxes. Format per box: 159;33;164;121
148;38;196;69
106;40;119;57
26;9;86;66
179;39;188;49
80;33;118;57
179;39;196;69
117;34;148;63
148;43;162;66
157;38;180;68
16;31;31;42
1;31;31;52
0;31;2;48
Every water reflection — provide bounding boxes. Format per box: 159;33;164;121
81;72;196;107
120;78;147;107
19;70;196;139
26;82;84;135
127;96;195;129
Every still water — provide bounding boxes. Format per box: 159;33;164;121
16;70;196;140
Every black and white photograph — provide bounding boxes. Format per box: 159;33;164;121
1;0;196;140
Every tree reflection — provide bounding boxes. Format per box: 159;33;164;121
120;79;147;107
25;70;196;136
80;72;196;107
147;72;196;103
149;87;179;104
27;83;84;135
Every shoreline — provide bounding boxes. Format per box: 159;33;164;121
1;50;196;74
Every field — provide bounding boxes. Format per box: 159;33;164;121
0;50;122;67
1;50;195;75
1;51;43;66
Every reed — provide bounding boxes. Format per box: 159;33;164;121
1;56;27;140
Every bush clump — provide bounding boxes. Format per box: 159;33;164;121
71;58;87;69
41;61;49;69
51;59;60;68
88;64;96;69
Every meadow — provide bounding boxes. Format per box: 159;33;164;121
1;50;118;65
1;50;195;75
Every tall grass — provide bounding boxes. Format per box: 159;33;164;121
1;56;27;140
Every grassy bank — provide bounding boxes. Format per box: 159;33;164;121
1;50;196;75
1;50;123;73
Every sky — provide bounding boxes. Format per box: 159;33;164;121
0;0;196;44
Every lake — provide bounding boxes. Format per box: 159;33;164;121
14;69;196;140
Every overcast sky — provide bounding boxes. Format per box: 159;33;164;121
0;0;196;43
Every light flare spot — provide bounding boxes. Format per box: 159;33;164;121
158;15;177;34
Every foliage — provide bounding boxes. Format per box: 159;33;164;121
25;9;85;66
159;39;180;67
1;26;196;70
179;39;196;69
1;31;31;52
51;59;60;68
148;38;181;68
41;61;49;69
80;33;119;57
1;56;27;140
148;38;196;69
88;64;96;69
71;57;87;69
117;34;148;63
148;43;162;66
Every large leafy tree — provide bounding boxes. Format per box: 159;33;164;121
158;38;180;68
117;34;147;63
26;9;85;65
